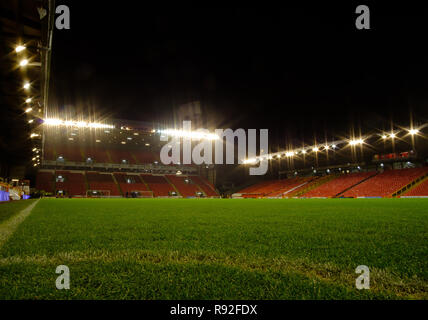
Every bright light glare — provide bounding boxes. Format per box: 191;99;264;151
43;118;114;129
285;151;294;157
23;82;30;89
25;98;32;103
349;139;364;145
390;133;396;138
19;59;29;66
15;45;26;53
324;145;330;150
409;129;419;135
25;107;32;113
313;147;319;152
161;129;219;140
382;135;387;139
243;158;257;164
301;149;307;154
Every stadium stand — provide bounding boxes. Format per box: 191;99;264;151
166;175;202;197
343;167;428;198
190;175;219;197
43;142;56;161
55;145;83;162
141;174;175;196
35;171;54;193
83;147;110;163
86;171;121;196
134;151;159;164
238;180;276;195
301;172;376;198
113;173;149;194
108;149;137;164
55;170;87;196
236;177;312;198
402;177;428;197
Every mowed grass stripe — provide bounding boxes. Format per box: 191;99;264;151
0;249;425;299
0;198;426;299
0;199;39;248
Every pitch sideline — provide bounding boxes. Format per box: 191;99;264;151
0;199;40;248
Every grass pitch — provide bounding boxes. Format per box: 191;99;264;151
0;198;426;299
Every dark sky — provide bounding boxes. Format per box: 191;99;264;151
50;2;428;148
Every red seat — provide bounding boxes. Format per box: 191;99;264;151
343;168;428;197
86;172;121;195
141;174;175;196
55;170;87;196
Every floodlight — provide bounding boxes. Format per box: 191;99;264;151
25;98;32;103
19;59;29;66
15;45;26;53
23;82;30;90
25;107;32;113
409;129;419;135
313;147;319;152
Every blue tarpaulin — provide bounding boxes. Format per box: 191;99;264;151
0;190;9;202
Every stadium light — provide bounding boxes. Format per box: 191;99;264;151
390;133;396;138
15;45;26;53
331;144;336;149
25;107;32;113
43;118;114;129
28;119;34;124
409;129;419;135
382;134;387;139
23;82;30;90
30;133;39;138
19;59;29;67
161;129;219;140
243;158;257;164
349;139;363;146
324;145;330;150
25;98;32;103
301;149;307;154
285;151;294;157
313;147;319;152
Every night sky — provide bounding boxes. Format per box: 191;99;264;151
50;2;428;148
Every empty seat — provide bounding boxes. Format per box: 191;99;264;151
113;173;148;194
343;167;428;197
166;175;201;197
302;172;375;198
86;172;121;195
141;174;174;196
55;170;87;196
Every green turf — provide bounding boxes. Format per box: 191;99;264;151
0;198;426;299
0;199;36;224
